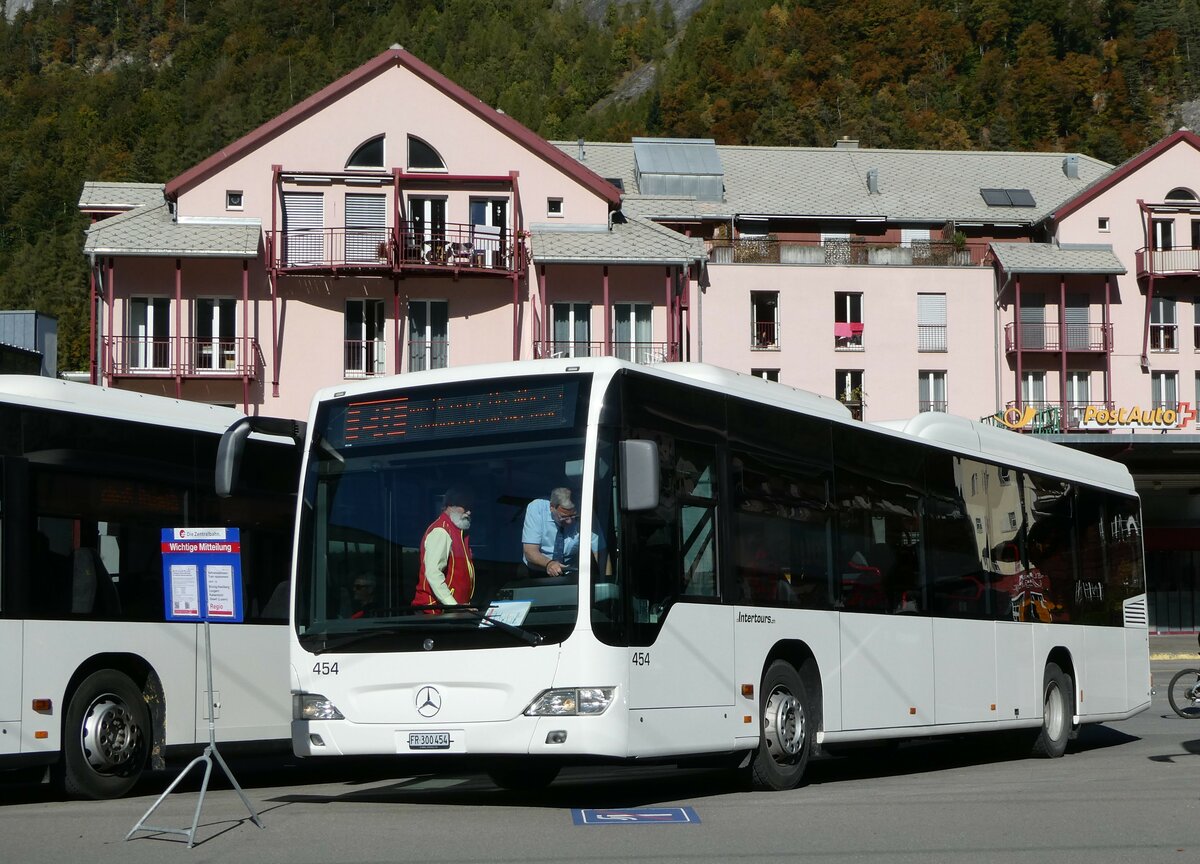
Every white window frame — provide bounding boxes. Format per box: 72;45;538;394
194;297;237;372
129;296;171;371
345;298;386;378
751;291;779;349
551;302;592;357
613;303;655;363
1152;370;1179;410
408;299;449;372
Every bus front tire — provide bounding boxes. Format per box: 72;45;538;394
58;669;150;800
749;660;813;791
1030;661;1072;759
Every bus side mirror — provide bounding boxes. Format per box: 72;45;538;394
619;440;659;511
216;418;253;498
216;416;308;498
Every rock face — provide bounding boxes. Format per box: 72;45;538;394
5;0;35;20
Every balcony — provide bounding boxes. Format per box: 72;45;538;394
1003;322;1112;353
532;341;677;364
1136;246;1200;278
344;339;387;378
707;237;985;267
268;221;521;275
104;336;261;378
919;400;948;413
752;320;780;350
834;322;864;351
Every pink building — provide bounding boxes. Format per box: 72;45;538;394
80;48;1200;629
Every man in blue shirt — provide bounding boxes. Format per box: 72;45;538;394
522;487;598;577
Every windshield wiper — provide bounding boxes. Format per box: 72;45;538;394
445;605;544;646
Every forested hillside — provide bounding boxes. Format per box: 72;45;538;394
2;0;1197;370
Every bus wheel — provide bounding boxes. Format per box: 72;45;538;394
58;670;150;800
1030;662;1072;759
486;760;560;791
750;660;813;791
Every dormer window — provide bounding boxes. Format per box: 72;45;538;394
408;135;445;171
347;135;385;170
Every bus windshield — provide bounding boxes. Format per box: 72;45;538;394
296;374;594;650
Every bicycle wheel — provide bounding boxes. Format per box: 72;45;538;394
1168;669;1200;718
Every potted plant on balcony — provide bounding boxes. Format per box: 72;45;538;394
838;385;866;420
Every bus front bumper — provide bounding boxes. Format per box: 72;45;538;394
293;713;628;758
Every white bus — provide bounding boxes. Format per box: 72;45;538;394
277;359;1149;790
0;377;299;799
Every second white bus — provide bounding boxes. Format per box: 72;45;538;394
275;359;1149;790
0;377;299;798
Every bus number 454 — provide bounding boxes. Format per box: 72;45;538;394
313;662;339;675
631;652;651;667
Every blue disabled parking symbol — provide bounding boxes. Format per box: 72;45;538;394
572;807;700;825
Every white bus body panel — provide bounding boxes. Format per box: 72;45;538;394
624;603;736;757
198;624;292;741
730;608;844;746
0;621;20;753
994;621;1038;721
840;613;935;729
933;618;999;724
18;620;288;756
293;635;634;759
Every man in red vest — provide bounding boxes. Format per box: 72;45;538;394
412;488;475;610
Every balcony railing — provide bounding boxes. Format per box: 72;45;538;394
1136;247;1200;277
532;341;676;364
269;221;520;273
919;400;948;413
980;400;1117;434
344;339;387;378
408;339;449;373
707;237;985;267
104;336;260;377
1003;322;1112;353
752;321;780;349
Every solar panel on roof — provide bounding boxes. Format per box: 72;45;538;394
980;188;1011;206
1007;188;1036;207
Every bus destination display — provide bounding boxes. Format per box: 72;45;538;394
342;383;577;445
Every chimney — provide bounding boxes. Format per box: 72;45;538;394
836;137;859;149
578;138;586;161
1063;155;1079;179
867;168;880;194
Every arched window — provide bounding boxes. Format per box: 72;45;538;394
1165;187;1198;201
347;135;385;170
408;135;445;171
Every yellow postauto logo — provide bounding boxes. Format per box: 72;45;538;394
997;403;1198;430
1080;403;1197;430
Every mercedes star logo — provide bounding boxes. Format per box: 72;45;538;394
415;685;442;718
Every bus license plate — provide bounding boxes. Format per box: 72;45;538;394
408;731;451;750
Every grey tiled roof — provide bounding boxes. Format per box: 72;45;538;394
84;203;262;258
78;181;165;211
553;140;1113;225
619;195;726;221
990;242;1126;275
530;216;706;264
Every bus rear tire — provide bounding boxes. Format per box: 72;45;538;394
486;760;560;791
57;669;150;800
1030;661;1072;759
749;660;813;791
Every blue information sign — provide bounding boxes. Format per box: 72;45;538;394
571;807;700;825
161;527;244;623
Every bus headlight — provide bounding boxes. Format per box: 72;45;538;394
294;693;344;721
524;687;615;716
